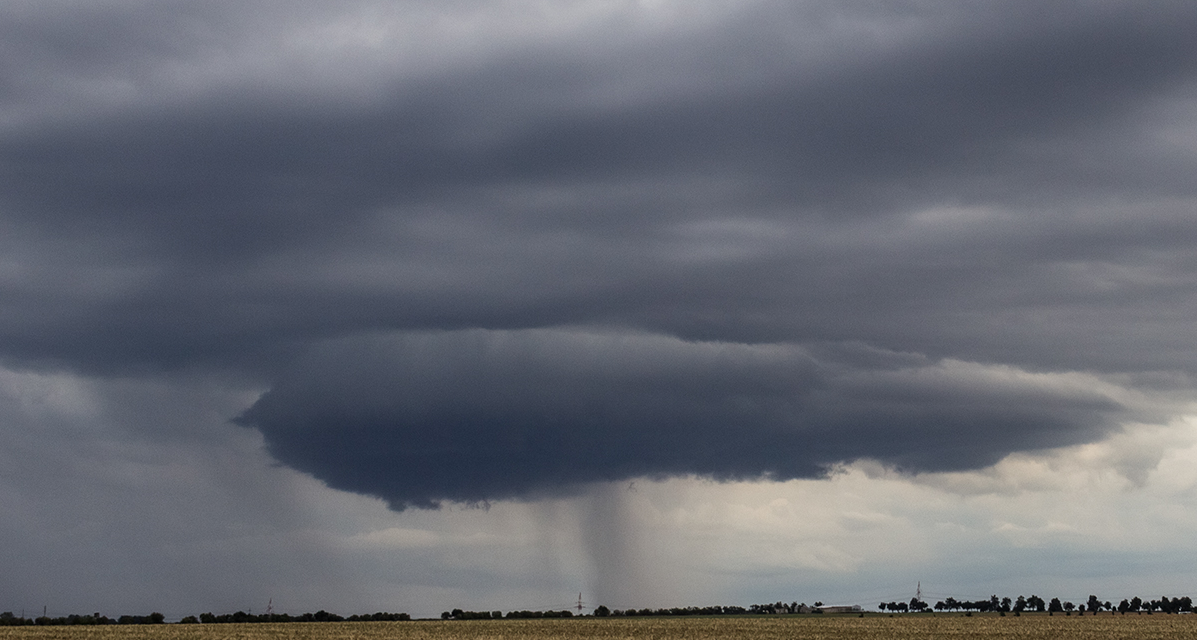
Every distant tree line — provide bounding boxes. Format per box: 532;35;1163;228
1112;596;1193;614
442;609;577;619
0;610;409;626
607;605;751;616
878;594;1195;615
1;612;163;626
447;595;1195;621
747;602;805;615
186;610;410;623
443;603;823;619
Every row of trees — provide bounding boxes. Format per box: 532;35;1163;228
0;612;163;626
445;603;820;620
441;609;575;620
1113;596;1193;614
880;594;1195;615
604;605;750;616
184;610;410;623
0;610;410;626
445;603;825;620
748;602;816;615
589;596;1196;618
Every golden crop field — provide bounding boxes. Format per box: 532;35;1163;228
1;615;1195;640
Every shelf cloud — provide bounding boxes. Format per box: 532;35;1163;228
238;330;1133;509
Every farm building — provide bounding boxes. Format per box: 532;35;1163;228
819;605;863;614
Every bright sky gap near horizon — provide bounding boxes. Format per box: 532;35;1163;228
3;0;1197;620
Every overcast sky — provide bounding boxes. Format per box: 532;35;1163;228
3;0;1197;620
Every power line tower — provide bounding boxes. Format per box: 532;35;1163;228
916;582;922;602
575;593;587;615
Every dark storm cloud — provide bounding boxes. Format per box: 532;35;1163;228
9;2;1197;226
237;330;1130;509
2;1;1196;505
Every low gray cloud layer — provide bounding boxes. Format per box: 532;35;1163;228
2;0;1197;508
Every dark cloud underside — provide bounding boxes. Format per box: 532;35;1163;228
237;330;1127;509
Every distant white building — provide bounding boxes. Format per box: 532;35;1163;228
819;605;863;614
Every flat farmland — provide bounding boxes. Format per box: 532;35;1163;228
1;615;1194;640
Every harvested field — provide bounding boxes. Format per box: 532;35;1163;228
1;615;1195;640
